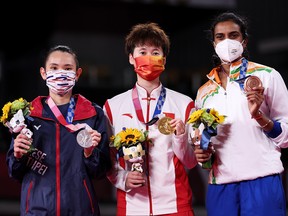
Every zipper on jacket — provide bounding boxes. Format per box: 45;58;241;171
83;179;94;213
25;181;34;214
145;97;153;215
56;123;61;216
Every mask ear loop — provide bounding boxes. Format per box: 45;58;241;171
239;40;246;60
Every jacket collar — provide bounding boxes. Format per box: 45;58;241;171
30;94;96;120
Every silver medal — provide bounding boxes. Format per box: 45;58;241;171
76;128;93;148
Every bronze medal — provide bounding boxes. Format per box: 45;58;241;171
244;76;262;92
158;116;174;135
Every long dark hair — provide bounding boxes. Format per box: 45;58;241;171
207;12;250;67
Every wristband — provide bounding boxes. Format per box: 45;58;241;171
252;110;263;120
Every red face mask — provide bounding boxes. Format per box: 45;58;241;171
134;56;165;81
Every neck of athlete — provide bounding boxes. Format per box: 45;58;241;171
137;76;160;95
49;91;73;105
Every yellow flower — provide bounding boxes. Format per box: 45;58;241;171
187;109;204;124
110;135;115;142
0;102;12;123
110;128;149;150
119;128;141;145
208;108;225;124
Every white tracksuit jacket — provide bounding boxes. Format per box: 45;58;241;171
195;59;288;184
104;83;197;215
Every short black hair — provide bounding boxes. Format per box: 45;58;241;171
125;22;170;57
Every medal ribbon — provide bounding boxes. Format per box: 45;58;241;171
132;85;166;126
47;97;85;132
66;97;75;123
234;58;249;91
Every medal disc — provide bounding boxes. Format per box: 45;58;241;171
244;76;262;92
158;117;174;135
76;129;93;148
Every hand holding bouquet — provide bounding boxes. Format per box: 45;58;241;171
187;108;225;149
187;108;226;168
0;98;36;153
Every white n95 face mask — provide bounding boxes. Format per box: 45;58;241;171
215;39;244;63
46;70;76;96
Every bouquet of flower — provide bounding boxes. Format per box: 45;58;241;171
187;108;225;169
187;108;225;131
0;97;36;153
110;127;149;172
0;98;32;125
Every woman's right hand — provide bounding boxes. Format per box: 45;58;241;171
13;133;32;159
194;144;214;163
125;171;145;190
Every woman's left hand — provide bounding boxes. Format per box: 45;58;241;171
170;118;185;135
246;86;264;117
83;129;101;158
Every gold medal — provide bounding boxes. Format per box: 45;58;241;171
158;117;174;135
244;76;262;92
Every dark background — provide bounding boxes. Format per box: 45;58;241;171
0;0;288;215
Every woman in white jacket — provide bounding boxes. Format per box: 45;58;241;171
104;22;198;216
194;12;288;216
